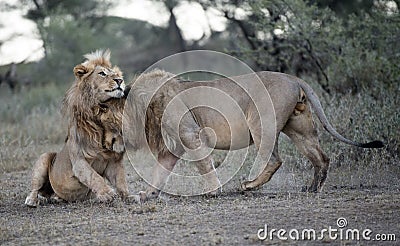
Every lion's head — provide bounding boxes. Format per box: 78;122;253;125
73;49;125;102
62;50;125;157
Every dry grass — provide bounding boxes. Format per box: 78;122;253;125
0;84;67;172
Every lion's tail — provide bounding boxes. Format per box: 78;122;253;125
297;80;384;148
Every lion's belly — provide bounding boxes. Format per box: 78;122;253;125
192;107;252;150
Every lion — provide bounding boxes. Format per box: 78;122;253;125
123;69;383;200
25;50;129;207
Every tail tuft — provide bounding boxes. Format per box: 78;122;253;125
361;140;384;148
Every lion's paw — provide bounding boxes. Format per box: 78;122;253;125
117;189;130;200
240;181;257;191
25;196;38;208
301;185;318;193
96;187;117;202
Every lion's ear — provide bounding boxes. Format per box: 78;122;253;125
73;64;89;79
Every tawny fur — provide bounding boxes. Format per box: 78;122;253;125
25;50;128;207
124;70;179;156
122;69;382;200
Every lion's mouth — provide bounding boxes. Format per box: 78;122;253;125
105;87;123;93
104;86;125;99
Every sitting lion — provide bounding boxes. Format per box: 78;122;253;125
123;69;383;200
25;50;128;207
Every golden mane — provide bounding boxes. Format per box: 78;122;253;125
124;69;179;156
62;49;120;158
25;50;129;207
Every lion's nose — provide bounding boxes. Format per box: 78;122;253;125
113;78;123;86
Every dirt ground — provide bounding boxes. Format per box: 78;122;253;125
1;168;399;246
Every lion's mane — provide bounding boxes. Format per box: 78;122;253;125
124;69;181;156
62;50;123;158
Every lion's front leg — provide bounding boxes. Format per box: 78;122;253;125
194;155;222;195
72;158;117;202
104;159;129;199
140;151;179;201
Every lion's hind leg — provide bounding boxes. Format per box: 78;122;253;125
25;152;56;207
104;158;129;199
144;151;180;200
282;105;330;192
180;124;222;195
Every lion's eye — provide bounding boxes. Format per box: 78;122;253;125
98;71;107;77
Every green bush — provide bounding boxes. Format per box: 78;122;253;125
229;0;399;181
236;0;399;94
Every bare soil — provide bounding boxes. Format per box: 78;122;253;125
1;168;399;246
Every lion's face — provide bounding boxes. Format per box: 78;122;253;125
91;66;125;101
73;63;125;102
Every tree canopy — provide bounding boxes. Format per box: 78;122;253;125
1;0;398;94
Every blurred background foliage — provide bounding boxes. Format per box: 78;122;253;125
0;0;398;178
0;0;398;93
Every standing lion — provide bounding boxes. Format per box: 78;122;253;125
25;50;128;207
122;69;383;201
